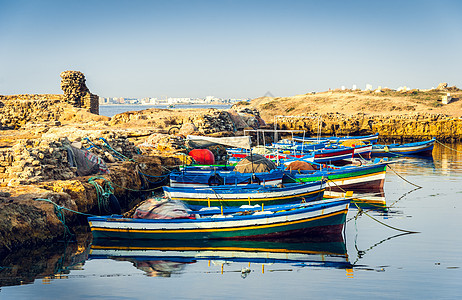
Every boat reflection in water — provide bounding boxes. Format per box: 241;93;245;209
325;189;387;211
89;237;352;278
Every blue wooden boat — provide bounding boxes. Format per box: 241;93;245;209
294;133;379;144
169;169;284;188
163;181;325;209
277;146;354;165
371;138;435;157
87;198;350;240
282;159;389;192
229;146;354;164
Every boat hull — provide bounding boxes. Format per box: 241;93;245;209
371;139;435;157
284;163;387;191
163;182;325;208
169;169;283;188
294;133;379;144
88;199;349;240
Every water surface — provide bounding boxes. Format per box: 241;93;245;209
1;142;461;299
99;104;233;117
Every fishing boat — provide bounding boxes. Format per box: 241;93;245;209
89;238;352;272
229;146;354;165
352;144;372;159
323;190;387;210
283;159;389;192
163;181;325;208
87;198;350;240
169;169;284;188
293;133;379;144
371;138;435;157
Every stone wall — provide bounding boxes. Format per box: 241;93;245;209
60;70;99;114
0;130;142;187
274;112;462;142
0;71;99;129
0;97;64;129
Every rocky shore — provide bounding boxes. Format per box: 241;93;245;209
0;72;461;262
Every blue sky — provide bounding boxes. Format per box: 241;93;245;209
1;0;461;98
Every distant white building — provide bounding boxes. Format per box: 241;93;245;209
167;97;191;104
205;96;217;103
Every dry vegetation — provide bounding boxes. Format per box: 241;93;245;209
239;88;462;121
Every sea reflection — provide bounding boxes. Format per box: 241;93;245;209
384;142;462;177
0;234;91;288
89;238;352;278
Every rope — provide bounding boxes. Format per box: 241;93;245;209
138;170;169;179
110;179;165;192
387;186;421;208
35;198;96;217
352;201;419;233
88;176;114;214
138;170;169;186
327;179;419;233
386;164;422;188
381;145;408;157
83;137;101;151
352;231;415;265
99;137;129;161
35;198;97;240
435;139;462;152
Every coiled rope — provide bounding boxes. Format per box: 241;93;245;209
88;176;115;214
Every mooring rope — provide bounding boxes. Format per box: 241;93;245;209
90;175;164;193
387;186;422;208
99;137;134;162
435;139;462;153
352;201;419;233
386;163;422;188
327;179;419;233
88;176;114;214
34;198;98;240
352;231;415;265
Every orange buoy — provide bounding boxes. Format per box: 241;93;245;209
188;149;215;165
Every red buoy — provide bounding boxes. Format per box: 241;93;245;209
188;149;215;165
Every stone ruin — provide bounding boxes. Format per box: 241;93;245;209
60;70;99;114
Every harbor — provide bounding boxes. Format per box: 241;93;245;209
0;141;461;298
1;72;462;298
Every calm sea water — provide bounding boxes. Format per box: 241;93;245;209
99;104;234;117
1;143;462;299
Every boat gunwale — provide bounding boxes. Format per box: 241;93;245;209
88;199;350;224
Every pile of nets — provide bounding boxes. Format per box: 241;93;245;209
133;198;195;219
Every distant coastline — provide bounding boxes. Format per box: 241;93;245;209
100;103;232;106
99;103;233;117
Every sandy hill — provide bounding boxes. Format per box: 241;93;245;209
235;88;462;122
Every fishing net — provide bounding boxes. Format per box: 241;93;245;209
233;154;277;173
285;160;317;171
133;198;195;219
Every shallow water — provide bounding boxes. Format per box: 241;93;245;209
99;104;233;117
1;142;462;299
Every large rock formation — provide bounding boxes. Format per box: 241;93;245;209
60;71;99;114
272;112;462;142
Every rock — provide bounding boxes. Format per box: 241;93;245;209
436;82;448;90
179;122;197;136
